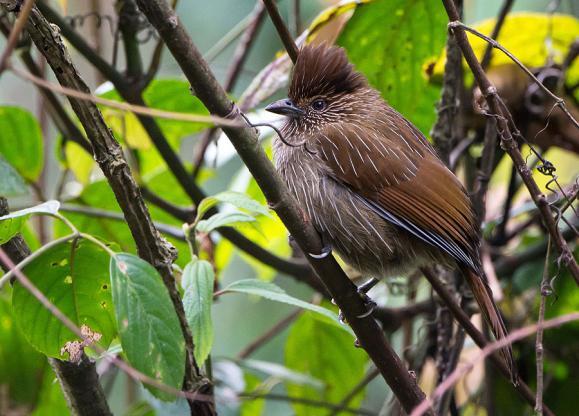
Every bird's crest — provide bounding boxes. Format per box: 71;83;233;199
289;44;367;101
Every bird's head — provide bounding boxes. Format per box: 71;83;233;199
266;44;369;131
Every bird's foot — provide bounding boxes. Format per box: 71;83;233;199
334;287;378;323
308;242;332;259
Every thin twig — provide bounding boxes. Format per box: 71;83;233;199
192;0;266;179
328;367;380;416
10;65;243;127
262;0;299;63
0;0;35;74
535;236;552;415
410;311;579;416
480;0;514;70
237;309;301;359
239;392;377;416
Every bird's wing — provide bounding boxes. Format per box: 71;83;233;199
315;117;480;271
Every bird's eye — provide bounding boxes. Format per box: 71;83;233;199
311;99;327;111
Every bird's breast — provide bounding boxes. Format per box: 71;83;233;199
273;140;439;278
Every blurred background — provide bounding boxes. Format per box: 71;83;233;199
0;0;578;415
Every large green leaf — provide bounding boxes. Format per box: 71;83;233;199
0;106;43;181
110;253;185;400
285;310;368;416
337;0;447;135
0;291;46;405
182;258;215;365
12;239;116;357
0;155;27;197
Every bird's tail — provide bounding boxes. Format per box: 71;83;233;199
462;267;517;383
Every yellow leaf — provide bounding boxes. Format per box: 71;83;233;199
428;13;579;87
103;110;152;150
64;141;94;185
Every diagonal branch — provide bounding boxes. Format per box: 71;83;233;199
262;0;298;63
135;0;432;413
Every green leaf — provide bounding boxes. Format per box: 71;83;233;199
0;155;27;196
196;212;256;233
285;310;368;415
110;253;185;400
182;258;215;365
0;106;43;181
219;279;341;324
12;239;116;357
337;0;447;135
196;191;270;223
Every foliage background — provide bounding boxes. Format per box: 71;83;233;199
0;0;578;415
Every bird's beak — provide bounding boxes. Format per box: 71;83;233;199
265;99;304;118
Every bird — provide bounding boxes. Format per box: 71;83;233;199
265;43;516;380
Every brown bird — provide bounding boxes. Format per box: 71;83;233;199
266;44;516;378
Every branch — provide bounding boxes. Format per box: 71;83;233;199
0;198;112;416
431;15;463;165
262;0;298;63
328;367;380;416
494;221;577;276
50;355;113;416
192;0;266;178
0;0;34;74
18;6;214;413
135;1;432;413
237;309;301;359
442;1;579;283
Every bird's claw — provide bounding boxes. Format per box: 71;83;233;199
334;290;377;323
356;292;377;318
308;242;332;259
